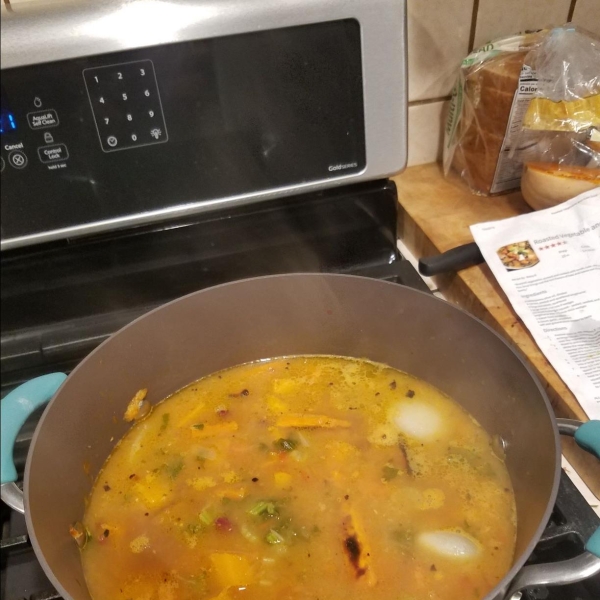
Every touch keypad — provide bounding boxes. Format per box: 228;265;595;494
83;60;168;152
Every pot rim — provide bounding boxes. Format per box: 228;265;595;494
23;272;562;600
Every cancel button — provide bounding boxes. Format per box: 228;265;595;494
38;143;69;163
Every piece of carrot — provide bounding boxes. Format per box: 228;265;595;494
190;421;239;438
342;505;377;587
276;414;351;429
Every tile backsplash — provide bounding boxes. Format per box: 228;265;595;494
407;0;473;102
407;0;600;167
571;0;600;35
472;0;572;50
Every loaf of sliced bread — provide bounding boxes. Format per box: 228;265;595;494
452;51;527;194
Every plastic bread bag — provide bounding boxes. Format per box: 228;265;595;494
510;26;600;209
443;30;548;195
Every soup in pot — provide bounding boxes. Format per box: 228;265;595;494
79;356;516;600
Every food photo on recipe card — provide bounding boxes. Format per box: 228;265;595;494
470;189;600;420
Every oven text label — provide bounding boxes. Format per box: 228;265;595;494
328;162;358;172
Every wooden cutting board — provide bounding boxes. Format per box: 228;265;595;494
392;162;600;499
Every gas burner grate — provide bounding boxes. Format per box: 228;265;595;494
0;534;28;551
31;593;63;600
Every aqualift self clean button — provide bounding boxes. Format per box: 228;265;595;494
37;143;69;163
27;109;59;130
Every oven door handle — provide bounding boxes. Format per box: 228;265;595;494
504;418;600;599
1;373;67;514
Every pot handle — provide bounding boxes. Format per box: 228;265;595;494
504;418;600;599
418;242;484;276
556;418;600;459
1;373;67;514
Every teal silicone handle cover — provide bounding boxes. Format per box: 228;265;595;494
585;526;600;558
574;420;600;558
574;420;600;459
1;373;67;484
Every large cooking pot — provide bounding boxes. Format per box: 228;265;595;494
1;274;599;599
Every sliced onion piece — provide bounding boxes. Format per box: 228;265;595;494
417;530;481;559
392;401;442;441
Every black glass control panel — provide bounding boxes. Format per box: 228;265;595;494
0;19;365;246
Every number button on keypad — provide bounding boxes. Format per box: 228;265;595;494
83;60;168;152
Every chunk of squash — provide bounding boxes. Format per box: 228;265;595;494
186;476;217;492
129;534;150;553
265;395;290;415
272;379;298;395
222;471;240;484
274;472;293;489
132;472;171;508
326;441;360;461
209;553;255;588
217;486;247;500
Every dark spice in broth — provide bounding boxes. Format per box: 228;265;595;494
80;356;516;599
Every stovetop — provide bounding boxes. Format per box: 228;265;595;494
1;180;599;599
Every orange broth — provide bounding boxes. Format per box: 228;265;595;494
81;356;516;600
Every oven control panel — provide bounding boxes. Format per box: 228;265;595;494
83;60;168;152
1;20;366;249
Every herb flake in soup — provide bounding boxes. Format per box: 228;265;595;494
80;356;516;599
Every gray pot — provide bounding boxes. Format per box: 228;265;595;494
1;274;599;599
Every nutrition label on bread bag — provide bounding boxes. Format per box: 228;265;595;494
471;190;600;419
490;65;538;194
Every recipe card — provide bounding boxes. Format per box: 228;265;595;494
471;189;600;419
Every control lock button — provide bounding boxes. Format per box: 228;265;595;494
27;109;59;130
8;150;28;169
37;143;69;163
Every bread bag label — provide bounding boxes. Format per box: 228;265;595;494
490;64;538;193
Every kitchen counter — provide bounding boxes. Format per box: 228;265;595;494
392;163;600;499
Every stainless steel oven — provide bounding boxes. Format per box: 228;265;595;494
1;0;407;250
